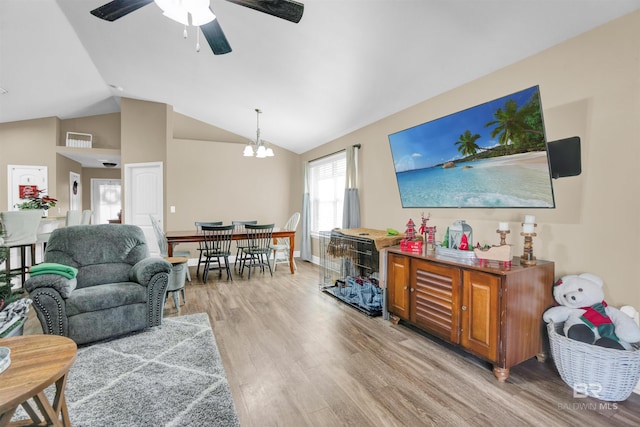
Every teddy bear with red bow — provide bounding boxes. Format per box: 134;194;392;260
543;273;640;350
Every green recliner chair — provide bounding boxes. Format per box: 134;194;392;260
25;224;172;345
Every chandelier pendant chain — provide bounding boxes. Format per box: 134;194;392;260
256;108;262;143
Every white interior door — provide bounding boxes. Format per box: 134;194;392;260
7;165;48;212
124;162;163;256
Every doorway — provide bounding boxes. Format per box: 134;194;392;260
90;179;121;225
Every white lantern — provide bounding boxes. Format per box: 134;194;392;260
449;220;473;249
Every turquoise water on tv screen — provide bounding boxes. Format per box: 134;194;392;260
396;152;555;208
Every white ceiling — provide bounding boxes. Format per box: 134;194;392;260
1;0;639;158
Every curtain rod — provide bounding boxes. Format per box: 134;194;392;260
310;144;361;162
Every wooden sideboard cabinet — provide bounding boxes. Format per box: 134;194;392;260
385;248;555;382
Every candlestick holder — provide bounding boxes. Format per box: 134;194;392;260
520;223;537;265
425;226;436;252
496;229;510;246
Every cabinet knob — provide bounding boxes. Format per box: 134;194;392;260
410;288;415;293
461;305;467;311
404;286;408;290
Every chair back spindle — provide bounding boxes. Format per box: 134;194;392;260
201;224;234;282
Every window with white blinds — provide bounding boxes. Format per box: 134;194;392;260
309;151;346;234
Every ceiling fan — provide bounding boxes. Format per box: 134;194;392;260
90;0;304;55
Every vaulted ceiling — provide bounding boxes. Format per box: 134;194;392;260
1;1;639;154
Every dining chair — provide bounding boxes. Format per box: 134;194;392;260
149;215;192;282
270;212;300;272
232;220;257;270
240;224;274;279
201;224;235;283
0;211;42;284
80;210;92;224
195;221;223;278
65;210;83;226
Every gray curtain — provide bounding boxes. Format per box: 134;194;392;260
342;145;361;228
300;161;312;261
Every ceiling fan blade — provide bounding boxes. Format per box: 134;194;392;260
200;18;232;55
226;0;304;23
90;0;154;22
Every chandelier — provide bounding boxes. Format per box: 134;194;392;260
243;109;274;158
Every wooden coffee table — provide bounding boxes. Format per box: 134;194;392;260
0;335;77;427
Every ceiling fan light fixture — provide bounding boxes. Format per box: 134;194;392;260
189;7;215;26
155;0;188;25
155;0;214;26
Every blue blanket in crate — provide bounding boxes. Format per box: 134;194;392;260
335;276;382;312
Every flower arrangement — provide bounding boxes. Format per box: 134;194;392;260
14;188;57;210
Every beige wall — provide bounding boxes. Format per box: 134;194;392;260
120;98;171;219
54;154;81;212
165;138;302;254
169;110;303;236
80;168;121;210
301;11;640;308
173;113;247;143
60;113;121;149
0;117;60;211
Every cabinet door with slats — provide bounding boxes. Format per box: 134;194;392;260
410;260;461;343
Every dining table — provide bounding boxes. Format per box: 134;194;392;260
166;229;297;274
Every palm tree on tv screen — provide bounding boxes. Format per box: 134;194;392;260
454;130;481;158
485;91;545;152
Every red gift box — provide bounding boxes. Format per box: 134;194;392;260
400;239;423;253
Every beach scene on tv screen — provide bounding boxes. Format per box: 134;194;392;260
388;86;555;208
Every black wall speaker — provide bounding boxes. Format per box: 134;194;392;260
547;136;581;179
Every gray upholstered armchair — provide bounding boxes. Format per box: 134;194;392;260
25;224;172;345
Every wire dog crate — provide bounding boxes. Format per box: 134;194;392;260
319;230;383;316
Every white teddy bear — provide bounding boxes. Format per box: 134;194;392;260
543;273;640;350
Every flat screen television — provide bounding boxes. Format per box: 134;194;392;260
388;85;555;208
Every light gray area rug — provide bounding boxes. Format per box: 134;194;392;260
15;313;240;427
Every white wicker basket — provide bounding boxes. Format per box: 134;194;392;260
548;321;640;401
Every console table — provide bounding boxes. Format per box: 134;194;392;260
0;335;77;426
382;247;555;381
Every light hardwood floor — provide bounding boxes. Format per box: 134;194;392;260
24;260;640;426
